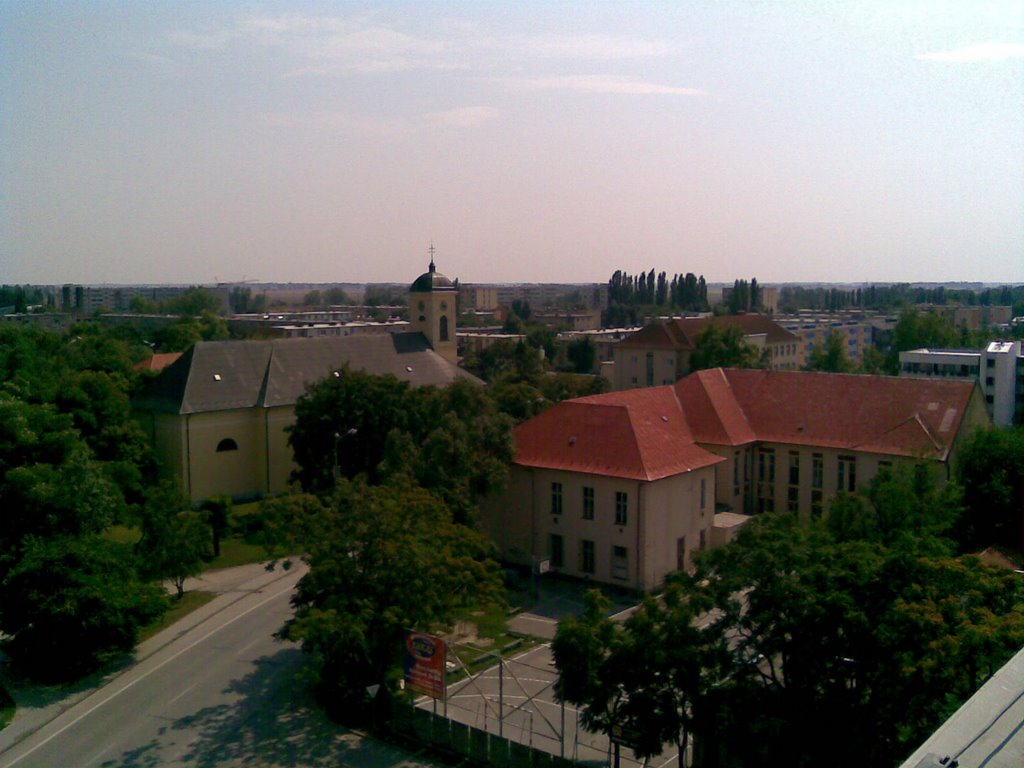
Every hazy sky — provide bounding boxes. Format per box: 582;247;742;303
2;1;1022;286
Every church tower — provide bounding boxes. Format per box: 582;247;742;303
409;246;457;364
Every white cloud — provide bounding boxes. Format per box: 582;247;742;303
915;42;1024;62
492;75;705;96
168;14;674;76
504;33;671;60
423;106;499;128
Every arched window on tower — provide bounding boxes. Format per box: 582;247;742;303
439;315;449;342
216;438;238;453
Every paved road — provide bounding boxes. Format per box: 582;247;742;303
0;563;438;768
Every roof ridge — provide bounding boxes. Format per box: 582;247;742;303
850;411;943;454
255;347;274;408
620;402;653;482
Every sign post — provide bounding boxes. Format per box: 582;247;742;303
403;631;446;701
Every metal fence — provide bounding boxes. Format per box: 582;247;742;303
405;640;670;767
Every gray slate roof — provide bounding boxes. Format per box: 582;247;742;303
135;333;479;415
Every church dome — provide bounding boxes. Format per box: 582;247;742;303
410;259;455;292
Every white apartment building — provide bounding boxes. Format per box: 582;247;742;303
899;340;1023;426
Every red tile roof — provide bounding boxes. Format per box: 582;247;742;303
619;315;798;350
514;386;725;481
135;352;182;372
699;369;976;459
513;369;980;477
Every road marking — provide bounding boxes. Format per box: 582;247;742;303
235;637;263;658
166;681;200;707
83;743;110;767
1;579;298;768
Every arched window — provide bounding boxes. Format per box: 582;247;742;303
216;438;238;453
439;315;449;342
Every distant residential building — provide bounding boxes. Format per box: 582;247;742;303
612;315;800;390
459;285;499;312
1;312;72;332
60;284;231;316
916;304;1014;331
492;283;608;311
899;340;1023;425
533;309;602;332
778;317;874;366
458;331;527;357
482;368;987;591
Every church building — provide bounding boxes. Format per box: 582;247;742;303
133;256;471;503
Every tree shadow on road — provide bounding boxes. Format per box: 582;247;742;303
102;645;423;767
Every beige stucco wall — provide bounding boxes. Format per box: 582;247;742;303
410;289;457;364
614;347;684;390
265;405;299;495
143;411;188;489
138;403;311;504
182;408;265;502
481;464;716;591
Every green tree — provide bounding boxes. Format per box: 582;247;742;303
289;368;414;492
0;536;166;682
705;513;1020;765
886;309;959;373
277;482;503;716
554;586;723;762
0;396;124;574
826;463;961;549
689;322;762;371
565;336;597;373
857;345;886;375
324;287;350;305
290;371;513;522
805;330;854;373
135;482;210;598
956;425;1024;552
164;287;223;317
128;295;159;313
153;320;203;352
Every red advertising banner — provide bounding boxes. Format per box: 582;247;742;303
403;631;446;699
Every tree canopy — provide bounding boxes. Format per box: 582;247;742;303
289;370;514;522
804;329;855;373
0;323;176;681
553;466;1024;767
689;322;763;371
272;482;503;716
956;425;1024;552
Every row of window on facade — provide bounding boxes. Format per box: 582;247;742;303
551;480;707;523
549;530;706;580
732;449;888;516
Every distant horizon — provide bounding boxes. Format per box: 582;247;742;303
13;277;1024;290
3;2;1022;285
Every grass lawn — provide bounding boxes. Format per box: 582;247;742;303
139;590;217;643
445;602;540;681
203;538;270;571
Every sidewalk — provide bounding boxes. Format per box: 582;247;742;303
0;560;303;754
